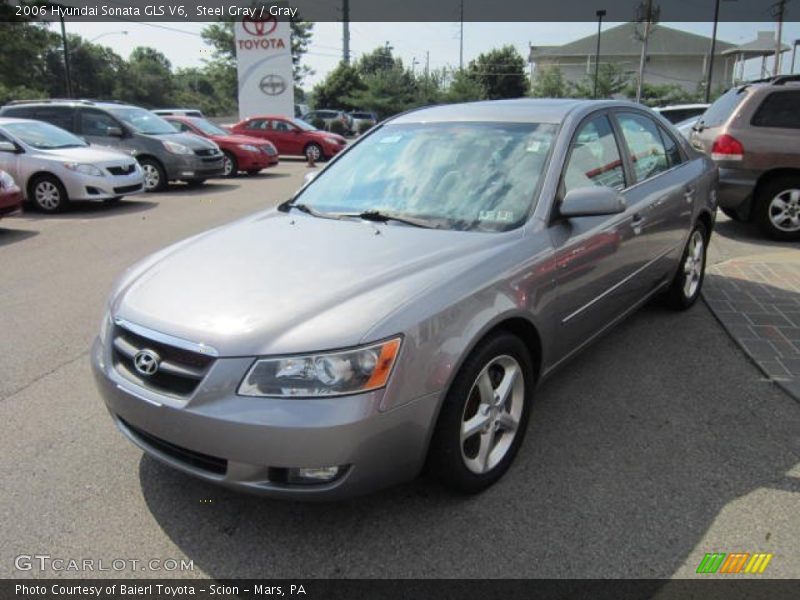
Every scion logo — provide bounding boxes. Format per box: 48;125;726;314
696;552;774;574
133;349;160;376
242;15;277;37
259;74;287;96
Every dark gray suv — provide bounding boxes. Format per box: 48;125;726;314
0;100;224;192
690;75;800;240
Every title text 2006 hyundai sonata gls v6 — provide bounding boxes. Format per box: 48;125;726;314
92;99;717;499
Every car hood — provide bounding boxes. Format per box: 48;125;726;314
112;211;516;357
36;145;135;163
211;133;271;146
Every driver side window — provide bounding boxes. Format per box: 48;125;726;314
271;120;292;132
563;115;625;195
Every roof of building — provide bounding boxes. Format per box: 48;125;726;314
530;22;736;59
721;31;791;57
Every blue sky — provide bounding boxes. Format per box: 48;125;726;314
61;21;800;87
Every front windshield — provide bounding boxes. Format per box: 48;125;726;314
192;118;229;136
295;121;557;232
4;121;87;149
107;108;177;135
290;118;316;131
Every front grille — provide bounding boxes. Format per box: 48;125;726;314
107;164;137;176
111;324;215;397
202;157;223;164
121;418;227;475
113;184;143;194
194;148;218;157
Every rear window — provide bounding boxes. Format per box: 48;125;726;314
699;89;747;128
751;91;800;129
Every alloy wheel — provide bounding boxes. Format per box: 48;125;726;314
222;155;234;177
683;229;705;299
768;189;800;233
34;181;61;211
460;355;524;475
141;164;161;191
306;144;321;161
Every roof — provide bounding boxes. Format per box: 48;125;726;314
391;98;626;125
721;31;791;57
530;22;736;59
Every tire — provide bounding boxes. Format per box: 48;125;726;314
185;179;206;188
426;331;535;494
222;152;238;177
29;174;67;213
138;158;167;193
665;221;708;310
720;207;744;222
304;143;324;162
754;175;800;241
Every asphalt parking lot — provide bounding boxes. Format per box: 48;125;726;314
0;160;798;580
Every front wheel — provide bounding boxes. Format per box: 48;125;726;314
665;221;708;310
222;152;238;177
755;176;800;241
304;143;324;162
426;332;534;494
29;175;67;213
138;158;167;192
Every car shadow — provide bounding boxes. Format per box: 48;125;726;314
21;199;157;220
712;216;793;249
161;182;241;197
239;171;293;179
0;226;39;246
138;300;800;579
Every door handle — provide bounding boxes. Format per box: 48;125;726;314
631;213;645;235
684;186;696;204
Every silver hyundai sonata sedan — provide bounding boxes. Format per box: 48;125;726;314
92;99;717;500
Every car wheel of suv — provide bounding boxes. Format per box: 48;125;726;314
427;331;534;494
138;158;167;192
30;175;67;213
665;221;708;310
222;152;238;177
304;143;324;162
755;176;800;241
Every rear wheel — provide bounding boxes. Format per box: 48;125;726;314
29;175;67;213
665;221;708;310
138;158;167;192
755;176;800;241
426;332;534;494
222;151;238;177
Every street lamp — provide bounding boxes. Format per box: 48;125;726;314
593;9;606;99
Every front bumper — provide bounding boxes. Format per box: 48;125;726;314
162;154;225;181
91;337;439;500
716;167;759;219
236;151;279;171
0;188;22;215
63;171;145;201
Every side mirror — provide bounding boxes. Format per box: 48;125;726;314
559;186;626;218
107;126;124;138
0;140;20;153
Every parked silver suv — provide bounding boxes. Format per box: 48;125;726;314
690;75;800;240
93;99;717;500
0;100;224;192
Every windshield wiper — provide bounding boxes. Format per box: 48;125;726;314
337;210;437;229
282;202;343;220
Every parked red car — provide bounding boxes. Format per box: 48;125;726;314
163;116;279;177
227;116;347;162
0;169;22;219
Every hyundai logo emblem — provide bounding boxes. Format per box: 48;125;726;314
133;349;161;376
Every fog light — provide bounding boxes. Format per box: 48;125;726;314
287;466;342;484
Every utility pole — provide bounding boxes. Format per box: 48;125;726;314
593;9;606;99
635;0;656;104
459;0;464;70
58;11;73;98
704;0;721;103
773;0;786;76
792;39;800;74
342;0;350;64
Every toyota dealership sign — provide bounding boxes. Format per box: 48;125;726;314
234;14;294;119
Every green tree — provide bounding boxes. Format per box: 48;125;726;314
312;62;365;111
445;69;484;103
531;65;568;98
357;46;399;77
569;64;630;99
625;82;700;107
467;45;528;100
346;67;417;119
114;47;175;107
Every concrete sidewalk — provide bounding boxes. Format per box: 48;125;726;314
703;250;800;401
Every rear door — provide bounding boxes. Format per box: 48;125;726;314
269;119;301;154
238;118;274;145
548;112;649;360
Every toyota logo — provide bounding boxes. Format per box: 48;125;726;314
242;15;277;37
259;74;287;96
133;349;160;377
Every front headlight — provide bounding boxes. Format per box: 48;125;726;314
162;140;194;155
324;137;340;145
238;337;402;398
239;144;259;152
0;170;14;188
64;163;104;176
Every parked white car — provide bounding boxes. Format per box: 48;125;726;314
0;118;144;212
